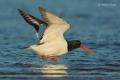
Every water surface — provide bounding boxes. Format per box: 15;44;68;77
0;0;120;80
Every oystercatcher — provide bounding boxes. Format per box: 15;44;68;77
18;7;93;61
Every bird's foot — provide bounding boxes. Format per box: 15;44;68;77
49;55;59;62
41;55;48;60
41;55;59;62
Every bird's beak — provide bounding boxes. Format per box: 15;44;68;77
80;44;93;54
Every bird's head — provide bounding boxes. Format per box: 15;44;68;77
67;40;93;54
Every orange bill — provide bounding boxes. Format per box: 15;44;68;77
80;44;93;53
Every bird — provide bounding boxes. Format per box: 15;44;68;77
18;7;93;61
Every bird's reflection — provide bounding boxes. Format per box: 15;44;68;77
33;64;68;77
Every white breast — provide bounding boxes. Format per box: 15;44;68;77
30;35;68;56
29;7;71;56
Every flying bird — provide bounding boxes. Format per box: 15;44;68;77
18;7;93;61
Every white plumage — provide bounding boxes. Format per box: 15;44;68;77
29;7;70;58
19;7;93;61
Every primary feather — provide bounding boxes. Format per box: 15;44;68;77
38;7;70;43
18;9;47;39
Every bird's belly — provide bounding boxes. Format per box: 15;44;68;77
32;41;68;56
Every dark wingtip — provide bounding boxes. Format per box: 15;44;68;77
38;6;43;10
17;9;27;16
17;9;22;12
39;6;46;12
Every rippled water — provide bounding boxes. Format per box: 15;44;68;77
0;0;120;80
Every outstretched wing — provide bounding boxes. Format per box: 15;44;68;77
39;7;70;42
18;9;47;39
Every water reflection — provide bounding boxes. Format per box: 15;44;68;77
33;64;68;77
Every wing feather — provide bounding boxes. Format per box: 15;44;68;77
39;7;68;25
18;9;47;40
39;7;70;42
18;9;47;32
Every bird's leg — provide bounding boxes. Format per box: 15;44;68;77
41;55;59;62
49;55;59;62
41;55;48;60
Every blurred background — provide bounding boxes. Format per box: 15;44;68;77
0;0;120;80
